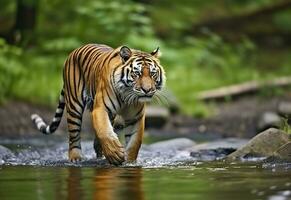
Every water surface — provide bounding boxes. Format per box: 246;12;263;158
0;139;290;200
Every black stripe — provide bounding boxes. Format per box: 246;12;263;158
106;89;116;111
67;118;81;126
112;52;118;58
69;145;81;150
49;122;59;132
40;126;48;134
58;102;65;108
120;67;127;86
72;56;79;97
76;45;88;66
69;128;81;133
84;51;101;80
135;107;144;118
124;108;144;127
70;135;80;143
111;67;122;107
67;99;82;116
145;58;152;62
68;110;82;120
82;46;97;66
55;112;63;118
103;98;114;120
82;49;98;76
66;55;83;111
124;115;143;127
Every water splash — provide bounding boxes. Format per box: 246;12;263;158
0;141;201;167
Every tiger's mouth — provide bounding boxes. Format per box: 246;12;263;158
138;95;154;102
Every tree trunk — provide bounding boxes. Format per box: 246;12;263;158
8;0;38;45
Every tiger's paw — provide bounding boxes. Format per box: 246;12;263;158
101;137;125;166
69;148;82;162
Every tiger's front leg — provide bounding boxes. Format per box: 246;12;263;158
92;106;125;165
125;112;145;162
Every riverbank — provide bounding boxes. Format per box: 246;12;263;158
1;92;290;140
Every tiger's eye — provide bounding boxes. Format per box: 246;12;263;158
133;71;140;76
150;71;157;76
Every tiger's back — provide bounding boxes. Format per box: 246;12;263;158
64;44;116;110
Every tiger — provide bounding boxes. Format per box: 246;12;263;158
31;44;165;165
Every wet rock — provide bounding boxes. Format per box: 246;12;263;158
273;142;291;161
190;148;236;161
146;138;195;151
145;106;170;128
227;128;290;160
189;138;247;161
190;138;248;151
0;145;14;160
257;112;281;132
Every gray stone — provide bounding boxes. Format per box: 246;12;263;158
257;112;281;132
0;145;14;160
146;138;195;151
145;105;170;128
274;142;291;161
190;148;236;161
190;138;248;151
278;101;291;117
227;128;290;160
189;138;248;161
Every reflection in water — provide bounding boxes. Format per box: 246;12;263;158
64;167;144;200
67;168;83;200
93;168;144;200
0;165;291;200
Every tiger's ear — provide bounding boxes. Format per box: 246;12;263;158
151;47;161;58
120;46;132;63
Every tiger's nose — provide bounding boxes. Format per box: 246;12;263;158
141;87;151;94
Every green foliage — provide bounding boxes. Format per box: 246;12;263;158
0;39;23;103
40;37;82;52
162;35;260;115
280;117;291;135
1;0;291;115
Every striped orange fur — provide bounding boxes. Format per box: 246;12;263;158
31;44;165;165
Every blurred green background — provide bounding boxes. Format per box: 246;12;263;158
1;0;291;116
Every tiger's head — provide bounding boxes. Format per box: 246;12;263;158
114;46;165;104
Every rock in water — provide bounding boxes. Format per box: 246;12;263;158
189;138;248;161
146;138;195;151
274;142;291;161
190;148;237;161
190;138;248;151
227;128;290;160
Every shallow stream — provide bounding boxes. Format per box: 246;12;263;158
0;138;290;200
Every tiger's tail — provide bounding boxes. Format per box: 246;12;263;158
31;89;65;135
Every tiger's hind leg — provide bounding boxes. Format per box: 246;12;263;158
66;102;85;162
